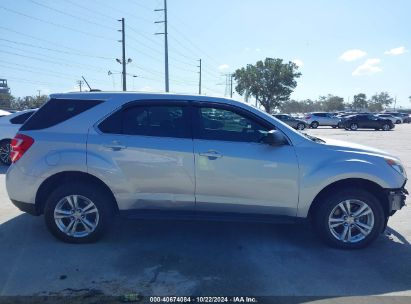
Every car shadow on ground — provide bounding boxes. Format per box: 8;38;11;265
1;212;411;299
0;166;8;174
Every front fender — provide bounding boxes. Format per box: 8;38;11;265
296;154;405;217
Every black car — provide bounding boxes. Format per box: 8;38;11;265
343;114;394;131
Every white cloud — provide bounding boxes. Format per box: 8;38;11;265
339;49;367;62
352;58;382;76
384;46;408;56
255;48;261;52
218;64;230;71
292;59;304;67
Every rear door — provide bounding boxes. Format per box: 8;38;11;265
87;100;196;211
192;103;299;216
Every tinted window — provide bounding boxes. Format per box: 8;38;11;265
196;107;269;142
21;98;103;131
100;105;191;138
10;111;35;124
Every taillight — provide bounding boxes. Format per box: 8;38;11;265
10;134;34;163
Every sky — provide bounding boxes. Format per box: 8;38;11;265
0;0;410;108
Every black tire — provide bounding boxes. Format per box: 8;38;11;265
396;120;401;124
337;122;344;129
350;123;358;131
0;140;12;166
313;188;385;249
382;124;390;131
332;126;337;129
311;121;319;129
296;123;305;131
44;183;114;243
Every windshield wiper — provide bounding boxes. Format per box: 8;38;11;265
302;133;326;143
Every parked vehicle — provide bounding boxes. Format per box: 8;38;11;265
398;113;411;123
273;114;307;130
376;114;401;124
0;109;36;165
343;114;394;131
6;93;407;248
304;112;341;128
381;112;404;124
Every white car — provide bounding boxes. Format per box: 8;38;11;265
376;114;400;124
0;109;36;165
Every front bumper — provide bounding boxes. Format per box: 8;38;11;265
387;183;408;214
10;199;40;216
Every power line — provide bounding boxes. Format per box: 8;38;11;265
0;5;115;41
0;26;114;59
26;0;116;31
0;38;115;61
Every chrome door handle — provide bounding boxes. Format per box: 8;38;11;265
199;150;223;158
103;143;126;151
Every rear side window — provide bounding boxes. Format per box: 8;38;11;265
20;98;103;131
10;111;35;124
99;105;191;138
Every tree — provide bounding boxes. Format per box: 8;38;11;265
368;92;394;112
234;58;301;113
10;95;48;110
352;93;368;110
319;94;345;112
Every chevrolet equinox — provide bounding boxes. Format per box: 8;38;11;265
6;93;408;248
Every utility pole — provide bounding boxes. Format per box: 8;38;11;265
155;0;169;92
230;74;233;98
118;18;127;91
37;90;41;98
76;80;83;92
197;59;202;95
394;95;397;111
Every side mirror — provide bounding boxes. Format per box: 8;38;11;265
260;130;287;146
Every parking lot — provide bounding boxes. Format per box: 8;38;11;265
0;124;410;301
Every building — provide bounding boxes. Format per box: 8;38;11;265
0;79;12;109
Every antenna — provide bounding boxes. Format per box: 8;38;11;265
81;76;92;91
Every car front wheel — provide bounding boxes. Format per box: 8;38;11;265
44;183;113;243
350;123;358;131
314;188;385;249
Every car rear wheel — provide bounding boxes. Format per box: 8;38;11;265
332;126;337;129
311;121;319;129
350;123;358;131
382;124;390;131
314;188;385;249
296;123;305;130
395;120;401;124
44;183;113;243
0;140;12;166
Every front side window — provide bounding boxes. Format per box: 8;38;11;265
195;107;269;143
99;104;190;138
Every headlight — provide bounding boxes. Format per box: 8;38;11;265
385;158;407;178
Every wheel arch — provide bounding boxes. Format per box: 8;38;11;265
35;171;119;215
308;178;389;219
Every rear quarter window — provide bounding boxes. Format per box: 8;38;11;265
9;111;35;125
20;98;103;131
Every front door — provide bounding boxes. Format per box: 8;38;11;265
192;104;299;216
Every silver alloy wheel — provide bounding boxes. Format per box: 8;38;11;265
0;142;11;165
297;123;305;130
382;124;390;131
54;195;99;238
350;123;358;130
328;199;374;243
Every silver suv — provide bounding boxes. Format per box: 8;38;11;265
304;112;341;128
6;93;408;248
